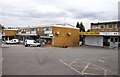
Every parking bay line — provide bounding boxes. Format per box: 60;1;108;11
76;59;116;74
81;63;90;75
69;59;78;66
59;60;84;76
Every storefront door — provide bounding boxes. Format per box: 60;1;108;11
110;37;119;47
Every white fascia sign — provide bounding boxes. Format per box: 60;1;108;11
44;31;52;34
100;32;120;36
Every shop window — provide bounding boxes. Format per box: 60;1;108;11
115;38;118;42
111;38;114;42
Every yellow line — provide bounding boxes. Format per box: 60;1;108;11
81;63;90;75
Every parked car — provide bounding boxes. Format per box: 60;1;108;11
24;40;41;47
6;39;19;44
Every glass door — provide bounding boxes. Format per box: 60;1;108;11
110;37;119;47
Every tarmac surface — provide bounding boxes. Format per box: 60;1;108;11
2;44;119;76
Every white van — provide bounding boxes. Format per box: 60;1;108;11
24;40;41;47
6;39;19;44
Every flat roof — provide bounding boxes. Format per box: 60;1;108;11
91;21;120;25
3;29;18;30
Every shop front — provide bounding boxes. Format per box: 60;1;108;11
100;32;120;48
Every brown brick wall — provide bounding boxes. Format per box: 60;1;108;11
4;30;18;36
52;26;79;47
36;31;44;35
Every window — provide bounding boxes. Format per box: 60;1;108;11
45;27;52;31
114;24;117;28
108;24;113;29
91;25;98;29
98;25;104;29
117;24;120;28
37;28;39;31
46;28;49;31
31;28;36;31
22;29;26;32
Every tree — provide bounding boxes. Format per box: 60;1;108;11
76;22;85;32
76;22;80;28
79;22;85;32
76;22;86;44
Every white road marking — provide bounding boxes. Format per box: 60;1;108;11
87;67;103;70
76;59;116;74
101;57;119;62
84;73;97;75
0;58;3;62
81;63;90;75
59;60;83;75
104;69;107;76
98;59;105;63
69;59;78;66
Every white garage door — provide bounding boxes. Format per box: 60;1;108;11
85;36;103;46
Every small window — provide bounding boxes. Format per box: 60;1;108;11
37;28;39;31
114;24;117;28
31;28;36;31
117;24;120;28
91;25;98;29
46;28;49;31
108;24;113;29
100;25;104;29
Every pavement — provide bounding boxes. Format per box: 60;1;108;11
2;44;119;76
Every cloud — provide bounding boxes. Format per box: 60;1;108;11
0;0;119;30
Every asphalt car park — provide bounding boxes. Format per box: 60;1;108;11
2;44;119;76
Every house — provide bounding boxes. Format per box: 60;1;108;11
80;21;120;48
2;27;19;41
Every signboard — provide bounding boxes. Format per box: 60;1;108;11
79;32;99;35
100;32;120;36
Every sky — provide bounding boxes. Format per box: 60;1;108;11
0;0;119;30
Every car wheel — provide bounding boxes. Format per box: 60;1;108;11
38;45;40;47
25;45;28;47
28;45;30;47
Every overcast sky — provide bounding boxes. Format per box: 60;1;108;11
0;0;119;30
